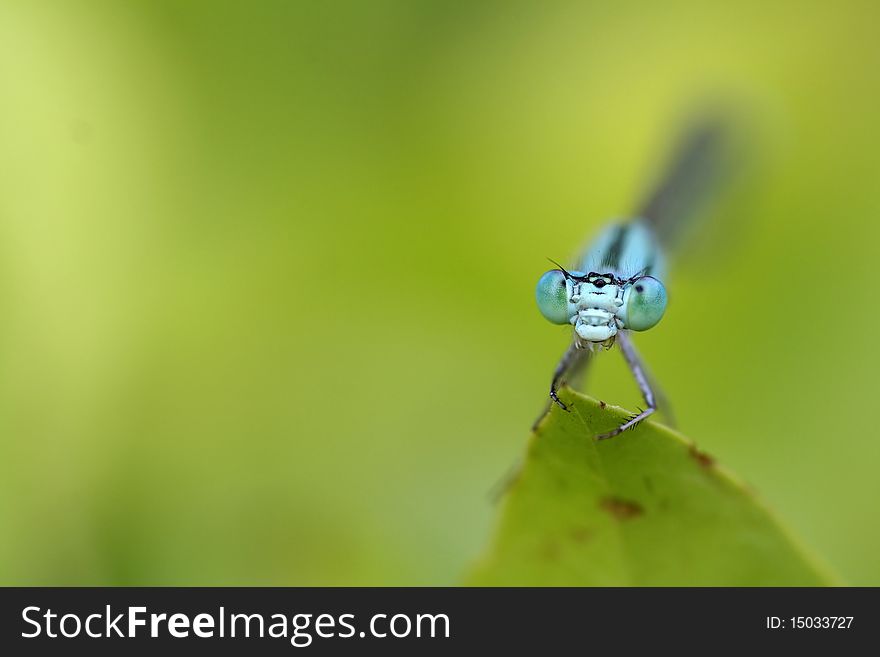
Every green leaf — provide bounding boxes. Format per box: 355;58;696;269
469;388;839;586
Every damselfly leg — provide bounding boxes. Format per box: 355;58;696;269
532;342;590;431
549;342;588;412
596;331;657;440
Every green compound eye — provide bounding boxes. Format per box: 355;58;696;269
621;276;667;331
535;270;572;324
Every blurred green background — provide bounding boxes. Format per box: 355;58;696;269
0;0;878;585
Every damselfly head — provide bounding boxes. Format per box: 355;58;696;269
536;268;668;339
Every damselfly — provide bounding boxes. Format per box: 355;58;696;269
535;120;726;439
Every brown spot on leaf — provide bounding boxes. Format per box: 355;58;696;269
599;400;607;409
600;496;644;520
689;444;715;468
569;527;593;543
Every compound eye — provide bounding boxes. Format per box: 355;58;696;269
535;270;572;324
621;276;667;331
